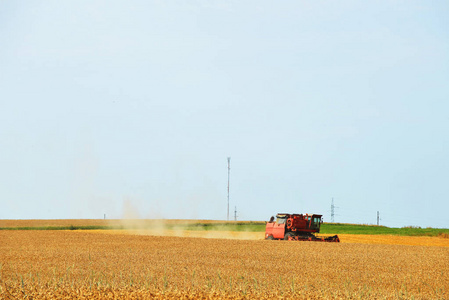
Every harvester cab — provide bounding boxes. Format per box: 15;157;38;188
265;213;339;242
275;214;286;224
310;215;322;231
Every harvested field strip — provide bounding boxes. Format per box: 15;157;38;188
1;230;448;299
85;229;264;240
1;219;449;238
338;234;449;247
88;229;449;247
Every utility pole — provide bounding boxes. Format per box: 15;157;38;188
227;157;231;221
377;211;380;226
234;206;237;221
331;198;335;223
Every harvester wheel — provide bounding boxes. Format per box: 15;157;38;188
284;232;295;240
266;235;274;240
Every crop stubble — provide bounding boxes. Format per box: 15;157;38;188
1;230;448;299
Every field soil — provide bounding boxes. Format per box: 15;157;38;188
1;230;448;299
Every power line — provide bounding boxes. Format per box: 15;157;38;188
331;198;339;223
331;198;334;222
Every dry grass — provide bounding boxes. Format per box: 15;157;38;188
1;230;448;299
438;232;449;239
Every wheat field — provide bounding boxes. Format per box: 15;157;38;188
1;229;448;299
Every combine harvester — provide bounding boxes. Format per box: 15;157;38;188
265;213;340;242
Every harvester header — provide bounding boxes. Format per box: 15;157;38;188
265;213;340;242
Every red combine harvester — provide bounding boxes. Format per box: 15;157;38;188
265;213;340;242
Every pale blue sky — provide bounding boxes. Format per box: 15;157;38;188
1;1;448;228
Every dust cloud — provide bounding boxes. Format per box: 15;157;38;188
103;198;264;241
